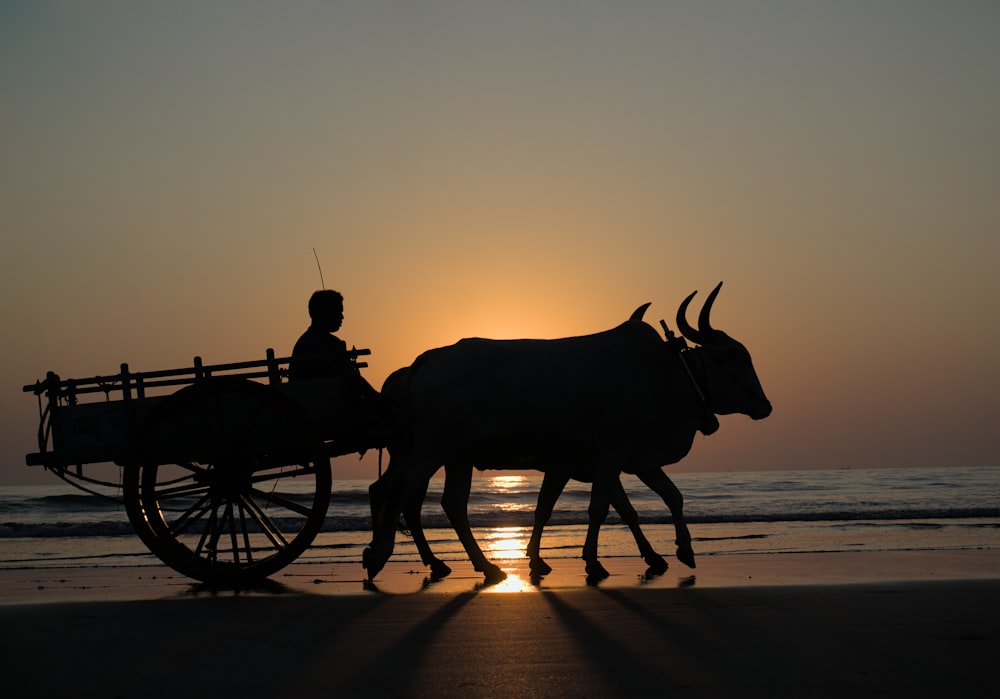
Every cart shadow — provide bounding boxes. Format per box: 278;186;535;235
180;578;298;598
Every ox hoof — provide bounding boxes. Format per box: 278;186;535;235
585;561;610;584
644;554;669;574
429;559;453;580
482;564;508;586
676;544;697;569
362;547;387;581
643;566;667;581
529;558;553;577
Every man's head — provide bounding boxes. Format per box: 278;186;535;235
308;290;344;333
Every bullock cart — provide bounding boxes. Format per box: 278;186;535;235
22;348;376;585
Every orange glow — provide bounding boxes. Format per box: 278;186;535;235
487;474;529;492
481;571;537;593
476;525;539;592
3;3;1000;487
483;526;529;560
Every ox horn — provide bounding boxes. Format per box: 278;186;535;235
697;281;724;336
676;291;704;344
629;302;652;321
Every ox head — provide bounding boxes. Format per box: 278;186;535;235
676;282;772;420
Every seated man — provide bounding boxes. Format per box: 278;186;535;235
290;289;382;447
291;290;354;381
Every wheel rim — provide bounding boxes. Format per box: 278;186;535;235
125;378;331;584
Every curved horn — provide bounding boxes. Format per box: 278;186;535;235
629;302;652;321
676;290;705;344
697;281;724;336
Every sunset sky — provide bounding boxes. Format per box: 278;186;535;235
2;2;998;486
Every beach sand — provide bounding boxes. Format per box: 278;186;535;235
2;551;998;697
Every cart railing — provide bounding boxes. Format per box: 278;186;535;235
23;347;370;402
22;347;371;469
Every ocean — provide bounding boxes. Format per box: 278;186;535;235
1;466;998;573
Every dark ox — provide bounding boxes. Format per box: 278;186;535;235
364;283;771;582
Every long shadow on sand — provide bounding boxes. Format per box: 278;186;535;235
338;591;476;696
540;590;682;693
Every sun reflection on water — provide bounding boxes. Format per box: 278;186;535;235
482;525;528;560
480;571;536;593
476;525;539;592
487;474;529;492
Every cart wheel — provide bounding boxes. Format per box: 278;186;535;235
123;377;331;585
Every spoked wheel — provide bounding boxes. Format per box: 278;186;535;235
123;377;331;585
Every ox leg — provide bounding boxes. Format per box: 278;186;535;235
401;477;452;580
526;471;569;577
637;469;696;568
440;464;507;584
582;474;618;581
367;475;386;547
364;467;426;580
363;475;397;579
607;481;669;574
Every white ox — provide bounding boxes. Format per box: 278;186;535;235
364;283;772;582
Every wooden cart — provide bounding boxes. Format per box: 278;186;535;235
22;348;376;585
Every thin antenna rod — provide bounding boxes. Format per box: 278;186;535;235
311;247;326;289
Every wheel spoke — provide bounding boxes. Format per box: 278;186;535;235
225;501;241;566
205;500;228;563
151;463;207;487
237;499;254;565
250;463;320;484
251;487;315;517
152;478;213;502
204;500;236;563
240;494;289;550
193;500;221;560
166;492;215;536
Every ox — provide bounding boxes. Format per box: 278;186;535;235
364;283;771;582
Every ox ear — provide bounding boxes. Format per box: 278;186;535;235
629;302;652;321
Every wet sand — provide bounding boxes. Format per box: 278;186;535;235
2;551;998;697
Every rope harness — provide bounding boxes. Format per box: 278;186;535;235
660;319;717;435
660;319;709;407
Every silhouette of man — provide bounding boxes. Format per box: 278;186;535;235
290;290;353;382
290;290;381;445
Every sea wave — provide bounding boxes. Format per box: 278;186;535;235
0;521;136;538
3;467;998;546
3;506;998;539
